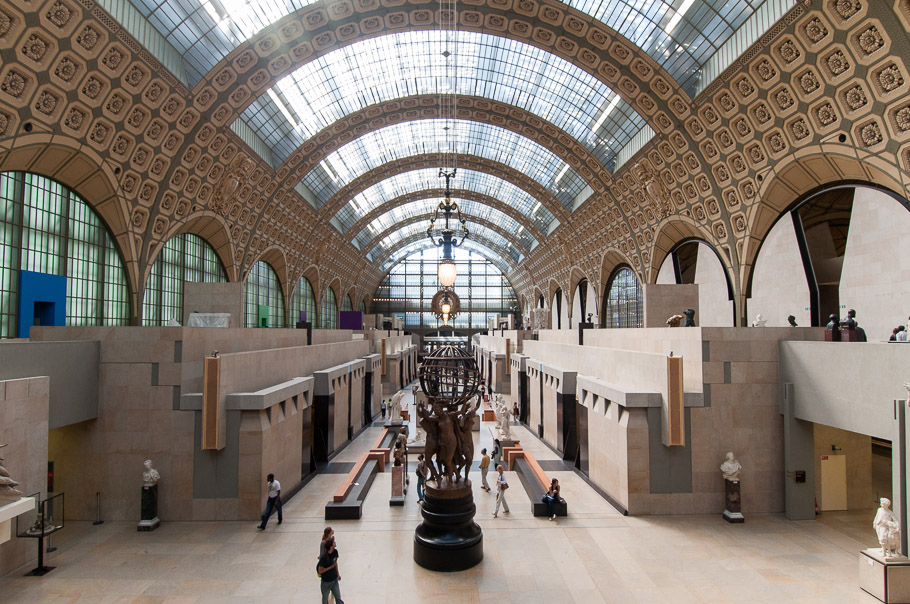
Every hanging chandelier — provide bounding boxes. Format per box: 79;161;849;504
427;171;468;287
426;0;467;289
431;288;461;326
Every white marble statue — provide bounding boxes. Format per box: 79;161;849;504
500;407;511;439
751;314;767;327
720;452;742;482
0;444;22;501
142;459;160;487
389;390;404;424
874;498;901;557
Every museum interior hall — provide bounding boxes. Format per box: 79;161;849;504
1;0;910;601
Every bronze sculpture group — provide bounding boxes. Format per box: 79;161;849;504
416;396;480;487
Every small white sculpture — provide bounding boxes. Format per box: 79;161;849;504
500;408;511;439
389;390;404;424
142;459;160;487
720;452;742;482
0;444;22;501
874;498;901;557
751;314;767;327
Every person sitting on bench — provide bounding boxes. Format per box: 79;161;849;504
545;478;561;521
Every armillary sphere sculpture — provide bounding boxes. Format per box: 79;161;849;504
413;345;483;571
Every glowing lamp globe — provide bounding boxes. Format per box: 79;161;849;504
438;259;457;287
442;312;450;325
441;302;452;314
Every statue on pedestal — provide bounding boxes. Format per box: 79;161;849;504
389;390;404;424
413;346;484;571
874;498;901;557
751;314;767;327
499;405;511;439
0;444;22;502
139;459;160;531
720;452;744;523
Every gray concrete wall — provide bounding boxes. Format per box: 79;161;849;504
0;340;99;429
779;341;909;440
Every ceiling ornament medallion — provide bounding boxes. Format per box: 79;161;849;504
212;156;254;217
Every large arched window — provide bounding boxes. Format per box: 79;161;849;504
602;266;643;328
143;233;227;325
342;294;353;312
360;300;366;314
320;288;338;329
245;261;285;327
289;277;316;325
372;247;517;329
0;171;130;337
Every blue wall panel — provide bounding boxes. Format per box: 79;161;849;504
18;270;66;338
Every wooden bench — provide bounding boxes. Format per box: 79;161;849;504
369;428;392;463
508;449;567;518
325;451;385;519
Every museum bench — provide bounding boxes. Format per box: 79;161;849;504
507;448;567;517
325;450;385;520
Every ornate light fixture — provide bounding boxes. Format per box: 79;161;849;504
426;0;467;288
427;171;468;287
431;288;461;326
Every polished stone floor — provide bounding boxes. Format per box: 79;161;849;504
0;391;883;603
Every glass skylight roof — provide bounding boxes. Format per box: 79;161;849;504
374;232;520;272
241;31;645;171
352;198;537;254
378;240;514;276
332;168;557;235
303;120;584;210
130;0;777;96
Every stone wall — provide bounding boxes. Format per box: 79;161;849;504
0;377;49;577
29;327;369;521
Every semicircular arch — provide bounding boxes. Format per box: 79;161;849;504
346;189;546;244
277;96;613;194
154;213;238;283
358;211;535;257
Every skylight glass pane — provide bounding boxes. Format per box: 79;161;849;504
243;31;644;170
130;0;774;96
331;168;556;233
302;120;583;209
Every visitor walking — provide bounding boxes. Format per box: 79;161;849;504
479;448;491;492
512;402;519;425
416;453;427;502
317;537;344;604
493;464;509;517
257;473;282;529
320;526;334;556
381;399;387;418
491;438;502;470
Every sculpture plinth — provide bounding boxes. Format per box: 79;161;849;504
723;480;744;523
413;480;483;572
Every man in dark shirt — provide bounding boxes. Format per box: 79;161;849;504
317;537;344;604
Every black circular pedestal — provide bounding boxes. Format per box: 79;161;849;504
413;480;483;571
